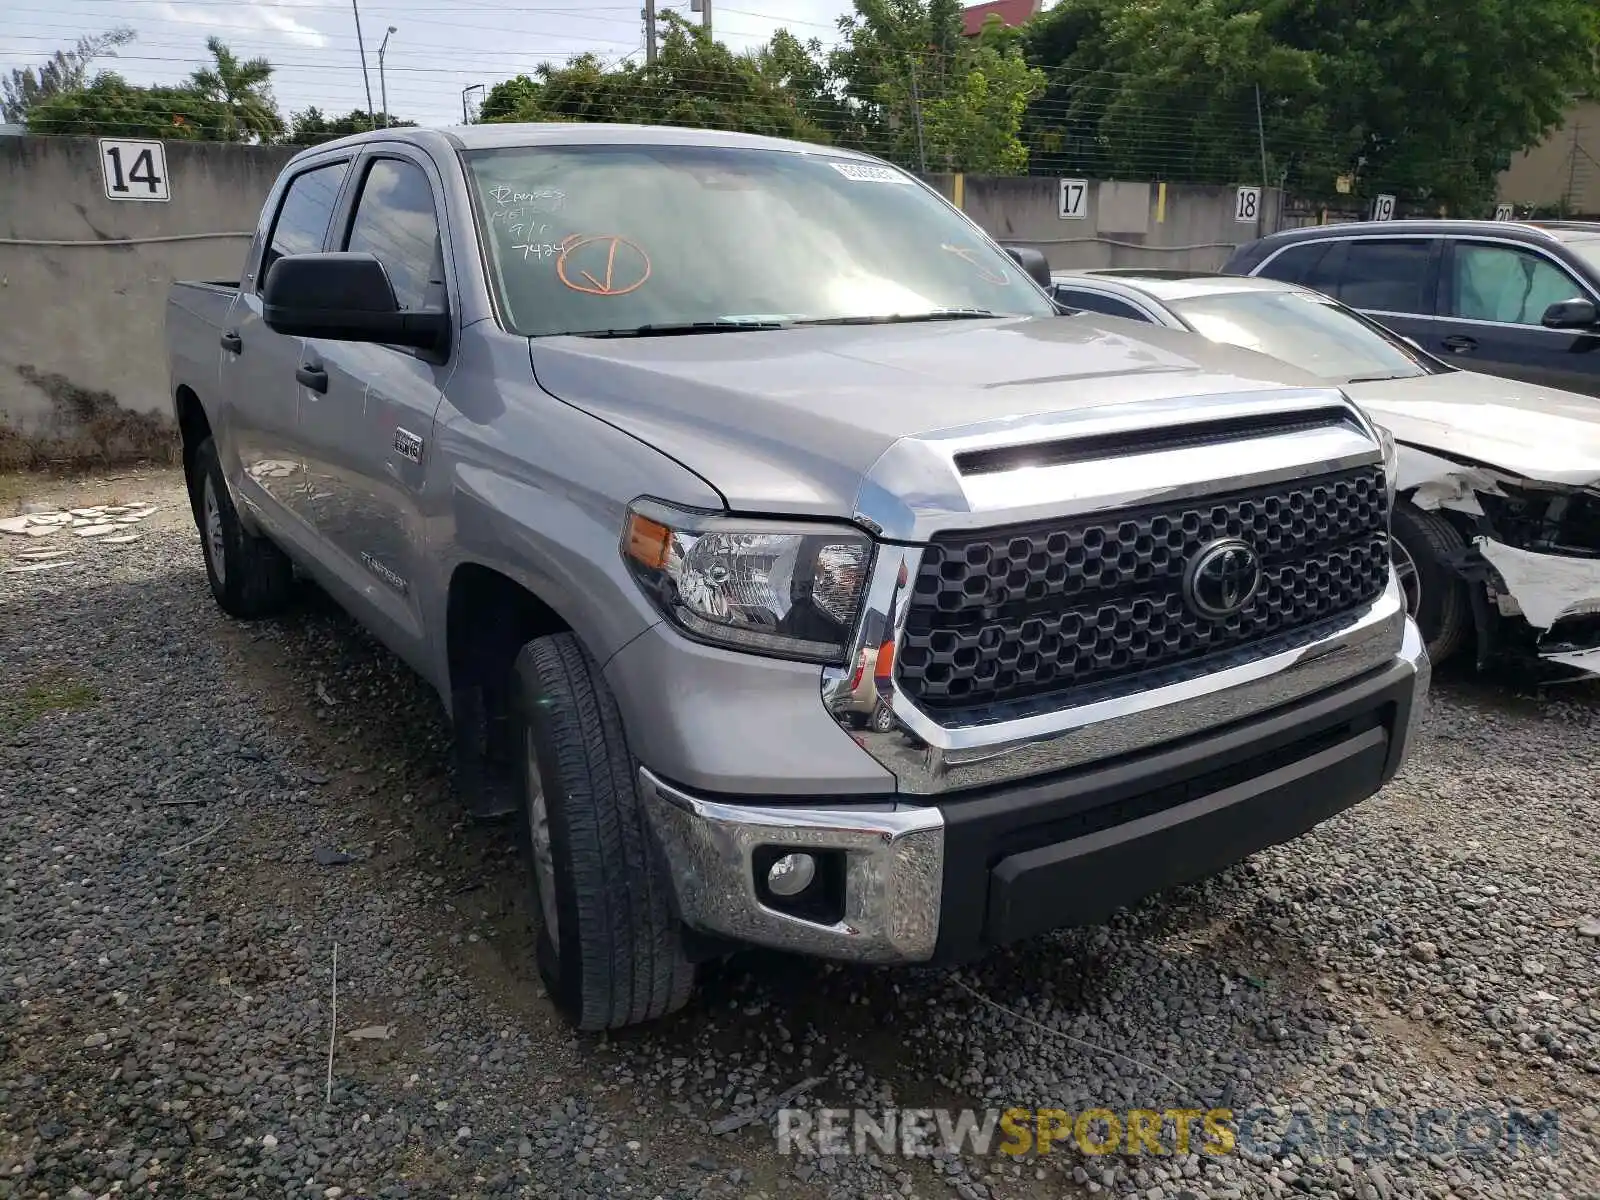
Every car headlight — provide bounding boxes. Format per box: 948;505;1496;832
621;500;874;664
1377;424;1398;510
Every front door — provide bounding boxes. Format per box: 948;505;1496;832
1431;239;1600;396
294;149;455;669
228;157;353;531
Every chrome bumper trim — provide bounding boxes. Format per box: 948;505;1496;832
637;767;945;963
1391;613;1431;765
824;548;1409;794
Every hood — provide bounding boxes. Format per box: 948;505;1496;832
1344;370;1600;487
527;314;1339;516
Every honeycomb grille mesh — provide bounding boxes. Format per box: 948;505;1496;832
897;467;1390;714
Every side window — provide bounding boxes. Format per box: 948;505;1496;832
344;158;446;312
1055;289;1154;322
261;161;349;288
1445;242;1586;325
1336;239;1434;313
1254;242;1331;289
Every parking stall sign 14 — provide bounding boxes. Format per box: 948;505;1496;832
99;138;170;202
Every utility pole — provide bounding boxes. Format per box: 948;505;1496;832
351;0;376;131
1254;84;1270;237
644;0;657;65
909;58;928;175
461;84;484;123
378;26;396;128
691;0;711;37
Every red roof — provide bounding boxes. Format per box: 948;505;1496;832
961;0;1041;36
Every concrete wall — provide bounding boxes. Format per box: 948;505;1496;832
0;136;1279;467
0;137;294;467
929;174;1284;271
1498;101;1600;216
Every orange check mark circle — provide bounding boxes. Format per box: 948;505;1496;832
556;235;652;296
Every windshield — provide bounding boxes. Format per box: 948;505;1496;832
461;144;1056;337
1168;289;1431;383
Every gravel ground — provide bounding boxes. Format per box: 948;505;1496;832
1;469;1597;1200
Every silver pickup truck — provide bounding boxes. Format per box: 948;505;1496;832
166;123;1429;1031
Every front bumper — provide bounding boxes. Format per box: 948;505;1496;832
640;615;1429;965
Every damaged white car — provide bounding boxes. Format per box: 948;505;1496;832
1048;268;1600;677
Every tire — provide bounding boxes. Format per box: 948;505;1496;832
511;632;695;1031
869;700;896;734
1391;500;1471;666
189;436;295;619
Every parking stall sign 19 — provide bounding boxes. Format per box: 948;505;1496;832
99;138;170;202
1372;193;1396;221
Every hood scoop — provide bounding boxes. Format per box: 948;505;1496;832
952;406;1360;476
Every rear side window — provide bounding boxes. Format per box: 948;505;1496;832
1336;239;1434;313
344;158;447;313
1055;288;1153;322
261;161;349;287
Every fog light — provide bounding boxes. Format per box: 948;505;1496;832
766;852;816;897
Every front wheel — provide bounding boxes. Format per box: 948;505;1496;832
1390;501;1471;667
511;632;695;1031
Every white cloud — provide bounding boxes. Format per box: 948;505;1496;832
153;1;329;50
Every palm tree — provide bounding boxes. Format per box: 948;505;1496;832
188;37;284;142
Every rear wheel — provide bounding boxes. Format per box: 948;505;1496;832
189;436;294;619
1391;500;1471;666
510;632;695;1030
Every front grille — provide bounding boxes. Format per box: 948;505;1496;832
897;467;1390;717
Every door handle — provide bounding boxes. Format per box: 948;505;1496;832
295;363;329;393
220;330;243;354
1441;335;1478;353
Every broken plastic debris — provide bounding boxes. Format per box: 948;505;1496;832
1477;538;1600;629
15;549;72;561
0;516;32;535
74;524;117;538
313;847;354;867
5;560;75;573
346;1024;397;1041
102;534;140;545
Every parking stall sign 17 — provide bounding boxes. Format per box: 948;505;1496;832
99;138;170;202
1058;179;1089;220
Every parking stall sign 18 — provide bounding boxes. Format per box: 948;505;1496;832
1235;187;1261;223
99;138;170;202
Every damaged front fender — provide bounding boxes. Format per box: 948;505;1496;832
1476;539;1600;675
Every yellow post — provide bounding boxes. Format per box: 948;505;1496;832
953;172;965;210
1156;181;1167;223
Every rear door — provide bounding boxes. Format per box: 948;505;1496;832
1434;238;1600;395
1322;236;1442;347
228;156;353;530
293;146;455;667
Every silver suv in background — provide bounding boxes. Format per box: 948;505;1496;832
165;124;1428;1031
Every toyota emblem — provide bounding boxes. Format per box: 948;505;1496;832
1182;537;1262;620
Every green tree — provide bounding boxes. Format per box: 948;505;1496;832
187;36;284;143
287;106;416;145
830;0;1043;172
2;27;136;123
1022;0;1600;209
25;72;227;139
479;15;825;142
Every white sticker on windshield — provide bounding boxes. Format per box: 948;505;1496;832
829;161;913;184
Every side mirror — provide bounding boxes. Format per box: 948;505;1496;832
1001;244;1054;292
263;252;449;351
1541;297;1599;330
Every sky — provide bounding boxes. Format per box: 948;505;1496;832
0;0;863;126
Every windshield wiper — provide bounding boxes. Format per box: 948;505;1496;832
571;320;789;338
1344;371;1418;383
794;308;1002;326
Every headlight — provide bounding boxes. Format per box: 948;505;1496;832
621;500;874;664
1377;424;1398;509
